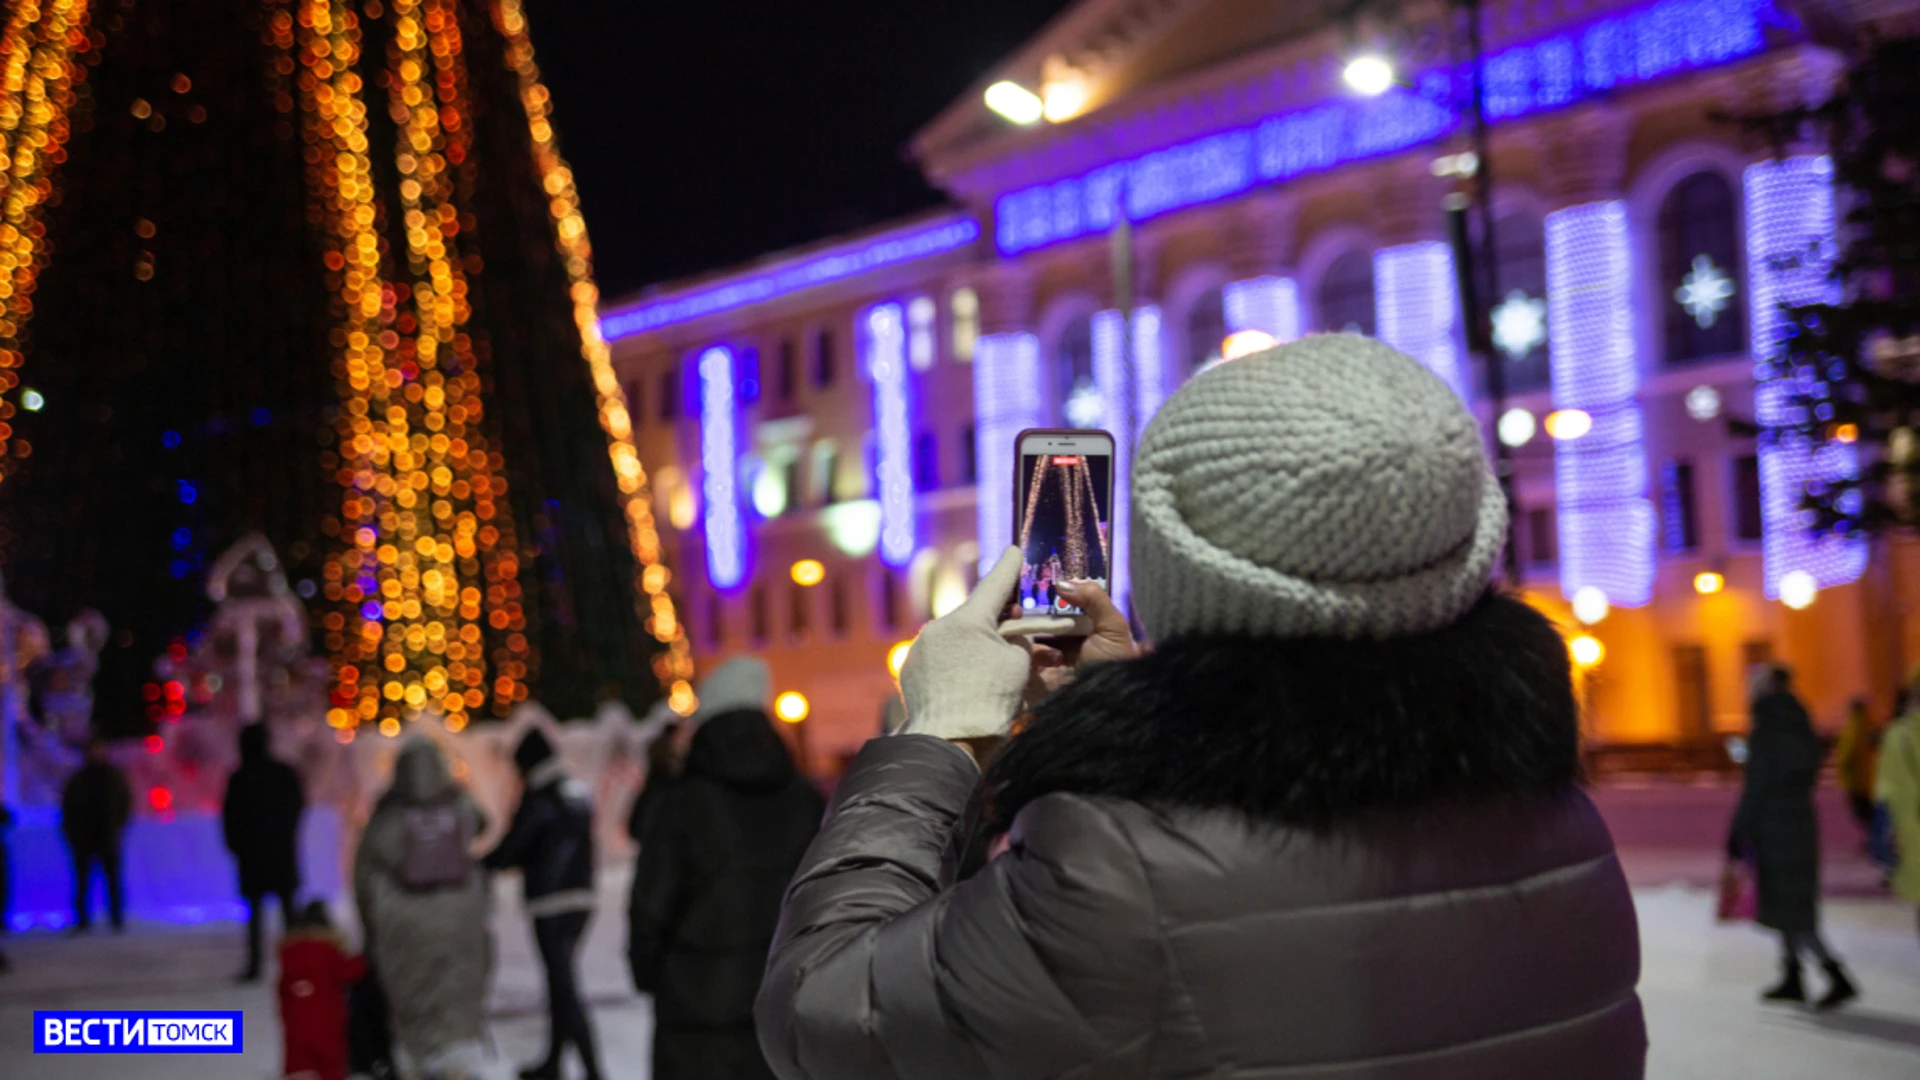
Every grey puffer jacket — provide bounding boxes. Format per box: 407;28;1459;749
757;595;1646;1079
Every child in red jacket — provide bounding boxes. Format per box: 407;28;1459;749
277;900;365;1080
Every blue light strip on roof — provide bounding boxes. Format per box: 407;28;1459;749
603;218;981;339
997;0;1774;255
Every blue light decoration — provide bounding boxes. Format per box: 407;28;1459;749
698;346;747;590
864;303;917;567
602;217;981;338
175;480;198;506
995;0;1775;254
1375;243;1466;398
1090;305;1164;609
1746;156;1865;597
1225;277;1301;343
161;430;181;449
1545;200;1655;606
973;333;1043;573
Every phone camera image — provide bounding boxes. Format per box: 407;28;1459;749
1016;451;1112;615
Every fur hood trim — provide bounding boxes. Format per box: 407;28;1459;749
984;592;1579;832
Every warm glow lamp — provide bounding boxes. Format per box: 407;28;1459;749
984;81;1044;124
790;559;826;587
1693;571;1725;595
774;691;810;724
1544;409;1593;441
1221;329;1277;361
1571;586;1609;626
887;640;913;679
1569;635;1605;667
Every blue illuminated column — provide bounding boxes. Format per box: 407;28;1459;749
1375;242;1466;397
698;346;747;590
1746;156;1865;596
974;333;1043;573
1224;276;1301;343
864;303;916;567
1545;201;1654;606
1092;305;1164;606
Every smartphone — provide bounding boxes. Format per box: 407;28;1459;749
1011;428;1116;635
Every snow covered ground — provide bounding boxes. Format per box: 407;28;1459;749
1;865;1917;1078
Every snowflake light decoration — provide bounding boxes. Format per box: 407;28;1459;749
1675;254;1736;328
1491;289;1547;360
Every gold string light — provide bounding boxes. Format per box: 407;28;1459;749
0;0;91;477
490;0;695;714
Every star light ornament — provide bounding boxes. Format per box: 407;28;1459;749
1674;255;1736;328
1491;290;1547;360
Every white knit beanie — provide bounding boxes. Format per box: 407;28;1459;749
694;656;772;721
1129;334;1506;641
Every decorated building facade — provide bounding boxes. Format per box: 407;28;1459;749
606;0;1920;774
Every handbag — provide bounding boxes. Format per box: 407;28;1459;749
1716;857;1758;922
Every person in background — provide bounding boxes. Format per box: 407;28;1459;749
223;722;307;981
278;899;365;1080
1833;697;1881;848
355;738;490;1079
754;337;1646;1079
484;728;603;1080
1729;663;1858;1008
1877;677;1920;941
626;713;687;847
629;657;824;1080
61;736;130;934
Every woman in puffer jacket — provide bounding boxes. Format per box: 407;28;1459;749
756;335;1646;1079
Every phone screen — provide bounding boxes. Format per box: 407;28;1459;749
1014;438;1113;617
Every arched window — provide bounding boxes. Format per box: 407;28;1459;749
1659;172;1744;364
1492;212;1550;391
1054;312;1099;427
949;287;979;363
1185;286;1227;375
1317;250;1376;336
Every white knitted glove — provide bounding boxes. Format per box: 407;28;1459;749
898;546;1074;743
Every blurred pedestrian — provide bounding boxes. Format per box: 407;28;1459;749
1833;697;1880;845
61;736;130;933
483;728;602;1080
626;715;687;847
278;899;364;1080
355;738;490;1079
223;722;306;981
1878;679;1920;940
756;337;1648;1078
628;658;823;1080
1729;663;1857;1008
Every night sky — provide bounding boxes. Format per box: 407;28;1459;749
523;0;1075;300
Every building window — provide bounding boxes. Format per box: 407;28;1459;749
1660;171;1745;365
1317;249;1376;336
813;326;836;388
1732;454;1763;541
1672;644;1712;738
704;594;725;650
960;422;977;485
1742;639;1774;671
776;339;797;401
1186;285;1227;375
1660;460;1699;552
624;378;645;426
877;568;900;632
749;584;769;645
780;456;802;515
739;347;762;403
789;583;811;638
950;286;979;363
812;441;840;505
658;368;678;421
1055;312;1097;427
914;430;940;491
908;295;937;371
1525;506;1557;566
1493;212;1550;392
829;577;850;637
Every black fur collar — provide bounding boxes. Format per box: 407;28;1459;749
983;593;1580;833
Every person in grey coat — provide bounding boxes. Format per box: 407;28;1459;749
757;336;1648;1079
355;738;492;1078
1728;663;1858;1008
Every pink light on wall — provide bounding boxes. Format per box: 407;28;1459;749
1745;155;1865;597
1225;277;1302;344
1546;200;1654;606
1375;242;1466;398
974;333;1043;573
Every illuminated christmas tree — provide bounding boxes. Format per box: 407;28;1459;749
0;0;691;738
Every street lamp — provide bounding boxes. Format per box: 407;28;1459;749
1342;54;1396;96
984;80;1044;125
